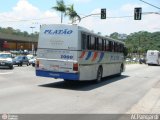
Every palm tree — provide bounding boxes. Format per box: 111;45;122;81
52;0;66;23
66;4;81;24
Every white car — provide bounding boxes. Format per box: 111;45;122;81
27;55;35;65
125;58;131;62
28;56;36;66
0;52;13;69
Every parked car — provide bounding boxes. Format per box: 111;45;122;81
0;52;13;69
125;58;131;62
28;56;36;65
139;58;146;64
13;56;29;66
132;57;139;62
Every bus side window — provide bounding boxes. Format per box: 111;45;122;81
108;41;111;52
94;37;96;50
105;40;109;51
114;42;117;52
91;36;95;50
118;44;121;52
87;35;91;50
120;44;123;52
117;43;119;52
95;37;99;50
99;38;102;51
114;42;119;52
102;39;106;51
81;33;87;50
109;41;114;52
112;42;115;52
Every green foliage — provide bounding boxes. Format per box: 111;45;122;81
52;0;66;23
125;31;160;54
52;0;66;12
109;31;160;57
0;27;38;38
110;32;119;39
66;4;81;24
52;0;80;24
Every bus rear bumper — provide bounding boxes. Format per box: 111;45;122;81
36;70;79;80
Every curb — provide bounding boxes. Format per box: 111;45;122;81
127;87;160;114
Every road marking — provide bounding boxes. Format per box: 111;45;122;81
0;72;13;75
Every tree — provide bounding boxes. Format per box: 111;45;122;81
52;0;66;23
110;32;119;39
23;31;29;37
0;26;37;38
66;4;81;24
125;31;160;58
5;27;14;34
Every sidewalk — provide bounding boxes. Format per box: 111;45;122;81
127;80;160;114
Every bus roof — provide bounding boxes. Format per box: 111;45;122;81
41;24;125;44
147;50;159;52
77;25;125;44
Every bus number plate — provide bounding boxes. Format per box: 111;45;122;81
61;55;73;59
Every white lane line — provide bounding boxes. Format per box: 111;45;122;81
0;72;13;75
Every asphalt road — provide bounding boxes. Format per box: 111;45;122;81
0;64;160;114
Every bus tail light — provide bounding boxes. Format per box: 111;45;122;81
73;63;78;71
36;60;39;68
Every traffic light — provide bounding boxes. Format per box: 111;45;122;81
134;7;142;20
101;8;106;19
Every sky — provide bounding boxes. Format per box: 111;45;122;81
0;0;160;35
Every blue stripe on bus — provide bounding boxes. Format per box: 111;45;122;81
85;51;92;60
98;52;104;62
36;70;79;80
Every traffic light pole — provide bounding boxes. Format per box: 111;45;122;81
142;12;160;15
71;11;160;23
71;13;100;23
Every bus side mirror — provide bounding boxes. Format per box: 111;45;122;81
123;47;128;57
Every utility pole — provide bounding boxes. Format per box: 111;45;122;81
30;27;35;55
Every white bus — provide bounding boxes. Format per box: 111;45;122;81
36;24;125;82
146;50;160;65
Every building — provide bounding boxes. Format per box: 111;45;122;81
0;32;38;51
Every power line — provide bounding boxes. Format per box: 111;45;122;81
0;13;133;24
0;12;159;23
139;0;160;10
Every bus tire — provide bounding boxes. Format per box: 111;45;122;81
96;66;103;82
117;64;123;76
120;64;124;74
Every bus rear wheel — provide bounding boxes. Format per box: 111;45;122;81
96;66;103;82
118;64;123;76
